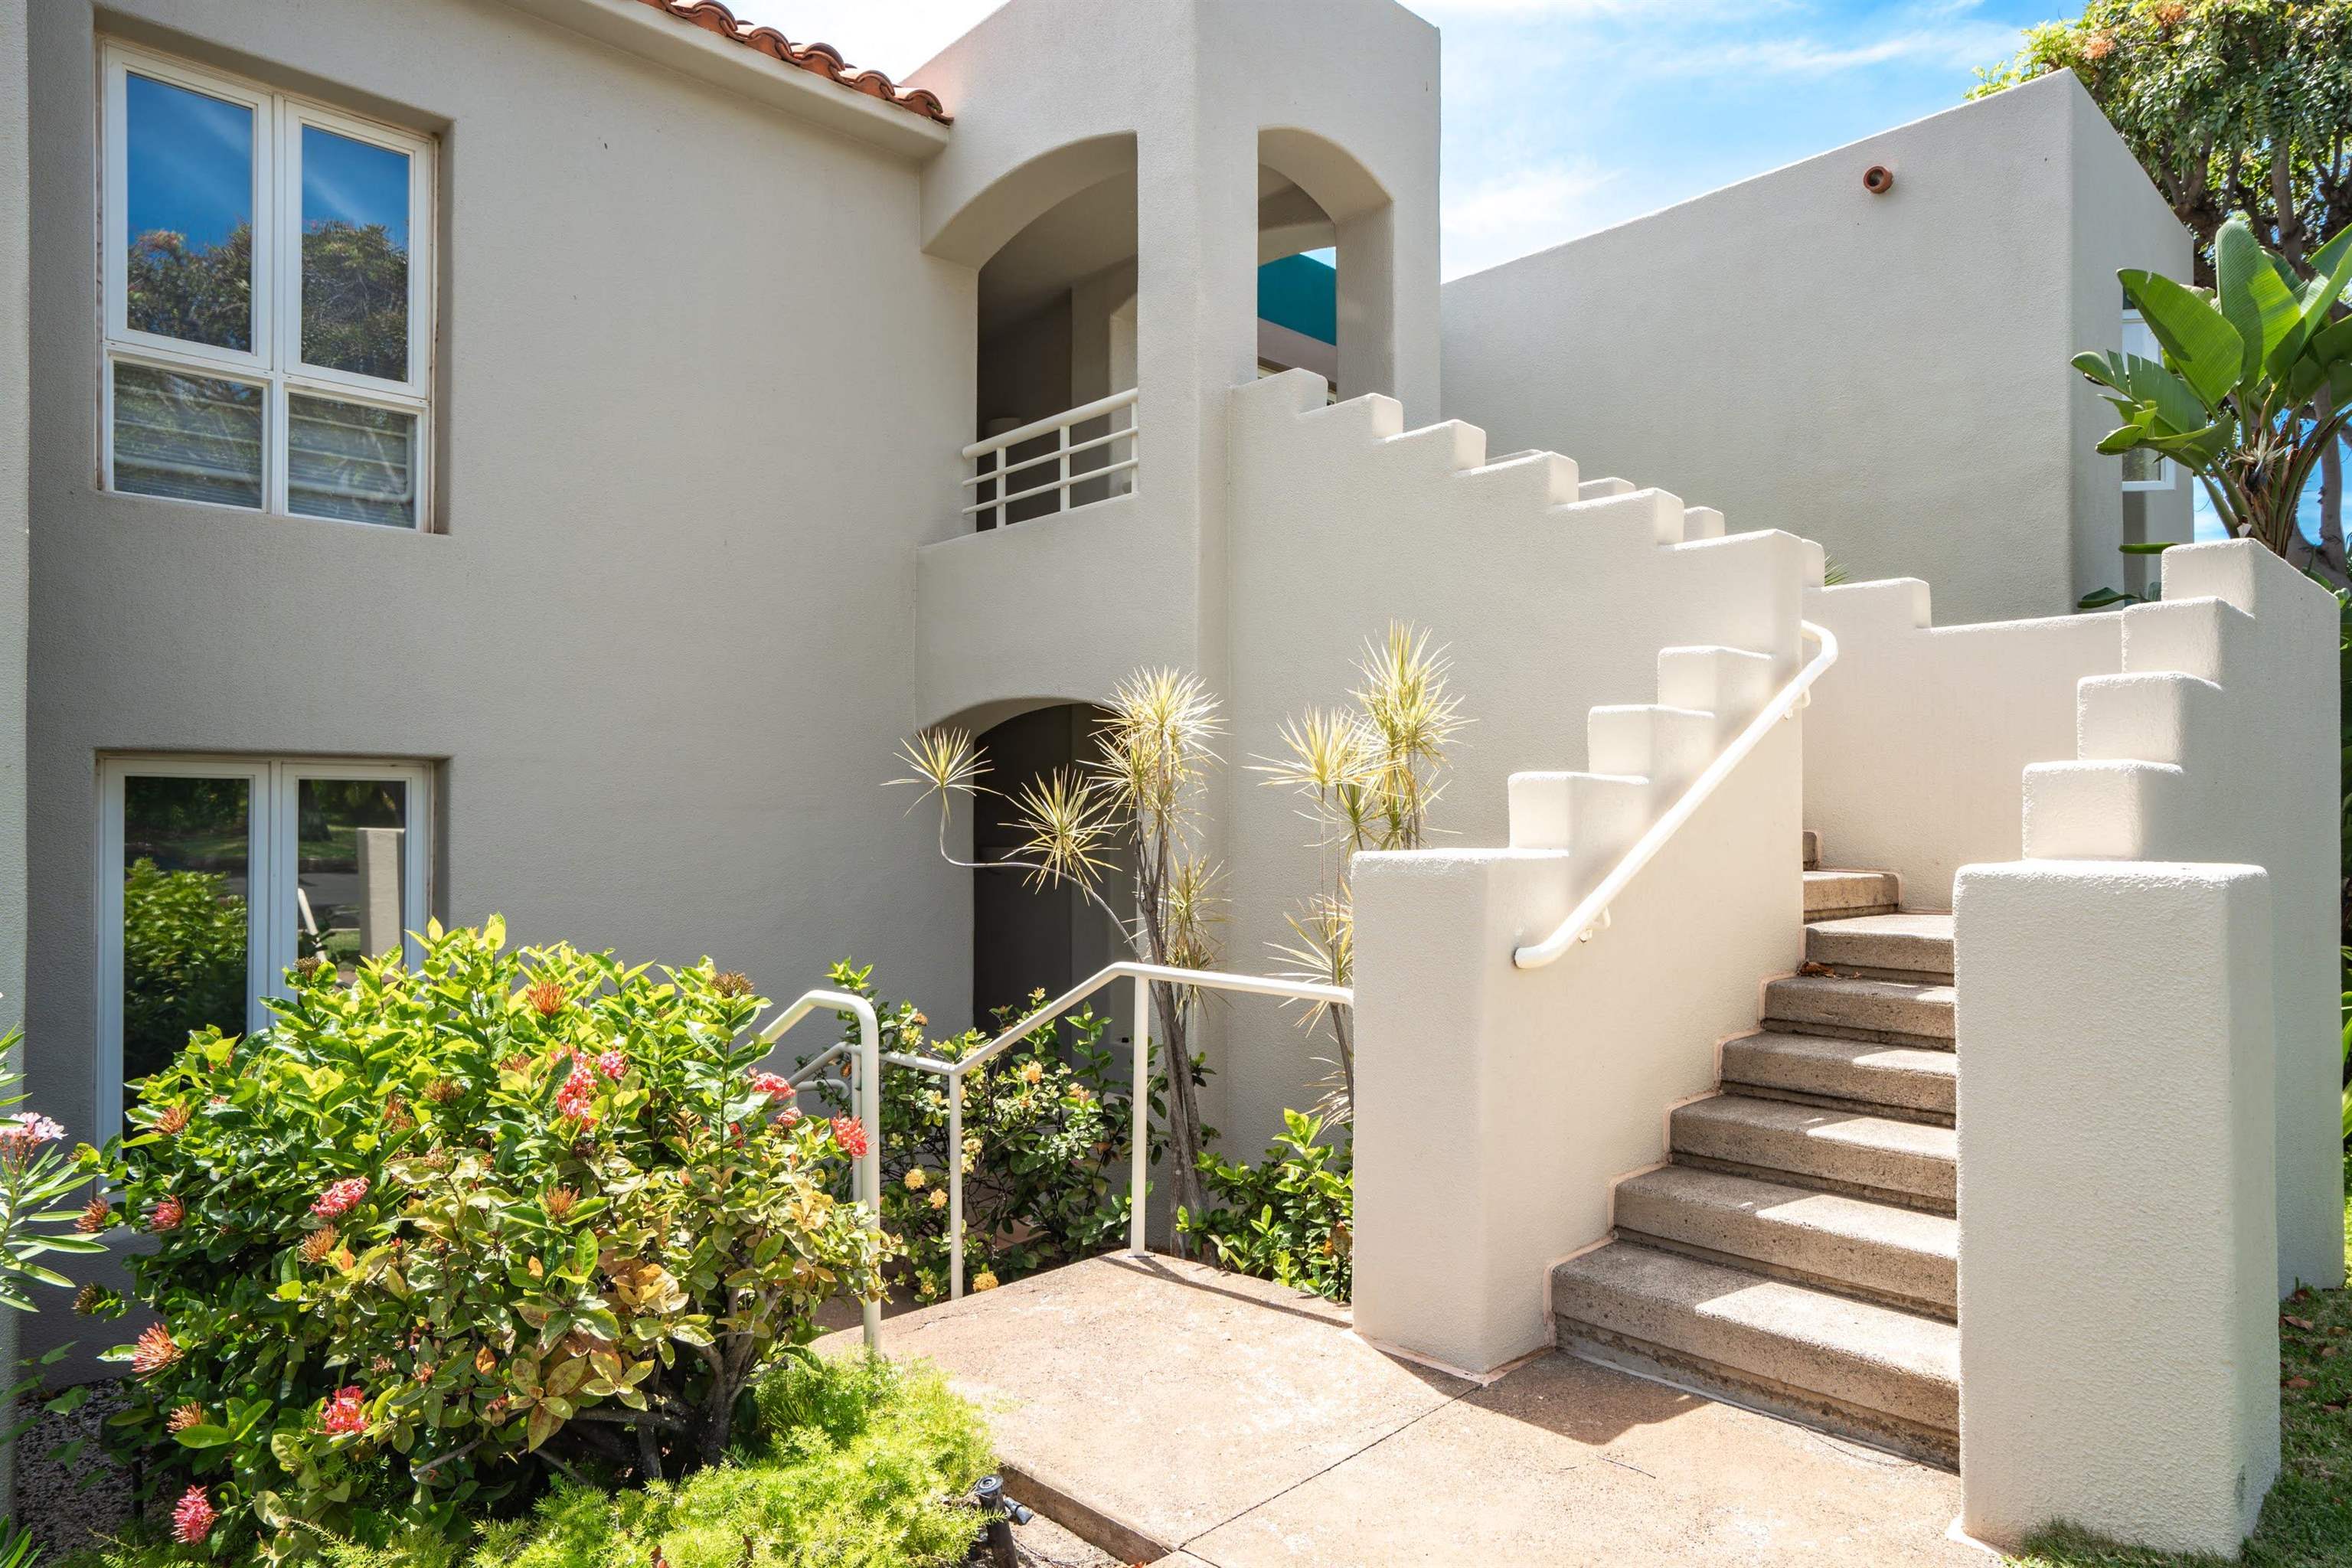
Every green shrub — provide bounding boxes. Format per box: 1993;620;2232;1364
1179;1109;1353;1303
83;920;889;1557
466;1354;989;1568
801;962;1145;1301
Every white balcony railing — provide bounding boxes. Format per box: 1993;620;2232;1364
961;387;1137;530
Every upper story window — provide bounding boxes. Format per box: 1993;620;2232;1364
101;44;434;529
2119;307;2177;495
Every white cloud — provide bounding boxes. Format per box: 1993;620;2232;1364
1675;18;2023;75
1442;161;1623;279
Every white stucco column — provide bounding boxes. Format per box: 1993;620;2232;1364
1955;859;2279;1557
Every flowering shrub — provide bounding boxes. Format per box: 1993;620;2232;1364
87;920;890;1558
0;1029;104;1311
1178;1109;1353;1303
800;962;1154;1302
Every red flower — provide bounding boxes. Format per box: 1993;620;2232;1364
747;1070;794;1099
319;1385;368;1436
172;1485;216;1544
312;1176;370;1219
595;1049;628;1081
146;1195;185;1233
554;1060;600;1123
829;1116;869;1160
132;1322;179;1377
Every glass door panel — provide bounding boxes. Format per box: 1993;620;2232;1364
290;776;410;979
119;773;259;1101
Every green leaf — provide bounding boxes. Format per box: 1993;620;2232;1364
173;1423;234;1449
2122;270;2243;407
2214;217;2295;384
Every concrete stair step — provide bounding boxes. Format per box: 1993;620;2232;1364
1613;1165;1957;1317
1551;1242;1958;1465
1804;911;1953;978
1670;1094;1955;1213
1720;1031;1955;1121
1805;869;1899;916
1762;973;1954;1046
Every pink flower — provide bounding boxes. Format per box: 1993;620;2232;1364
172;1485;216;1544
829;1116;869;1160
594;1049;628;1082
147;1195;185;1233
0;1111;64;1163
131;1322;178;1377
747;1070;794;1099
777;1106;802;1127
319;1385;368;1436
554;1060;600;1123
312;1176;370;1219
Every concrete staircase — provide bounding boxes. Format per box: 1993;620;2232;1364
1550;841;1960;1466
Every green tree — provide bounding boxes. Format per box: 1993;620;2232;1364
119;859;249;1093
123;217;408;380
1978;0;2352;572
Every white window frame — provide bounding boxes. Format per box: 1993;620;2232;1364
2119;308;2179;494
100;42;436;528
96;756;433;1132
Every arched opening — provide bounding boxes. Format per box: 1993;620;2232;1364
1257;128;1395;403
971;156;1138;529
968;702;1127;1022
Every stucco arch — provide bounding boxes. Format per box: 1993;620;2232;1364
1258;126;1390;228
925;132;1138;270
921;692;1112;738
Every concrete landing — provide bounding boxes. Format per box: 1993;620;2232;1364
815;1253;1981;1567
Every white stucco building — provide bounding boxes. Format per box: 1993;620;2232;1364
0;0;2325;1556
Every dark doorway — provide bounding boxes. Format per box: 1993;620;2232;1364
971;704;1125;1024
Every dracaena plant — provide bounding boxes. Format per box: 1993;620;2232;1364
891;669;1226;1230
83;921;889;1561
1255;623;1468;1122
2076;214;2352;557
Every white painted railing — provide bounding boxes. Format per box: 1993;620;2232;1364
763;962;1351;1308
746;988;882;1348
961;387;1137;529
1513;621;1840;969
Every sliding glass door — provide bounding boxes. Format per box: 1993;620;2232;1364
99;758;430;1129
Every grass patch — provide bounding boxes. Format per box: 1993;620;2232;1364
2007;1171;2352;1567
60;1354;991;1568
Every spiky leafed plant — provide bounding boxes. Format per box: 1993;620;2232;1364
890;669;1227;1237
1258;624;1468;1119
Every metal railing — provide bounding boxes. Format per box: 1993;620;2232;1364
1513;621;1841;969
760;962;1351;1312
961;387;1137;529
746;988;883;1348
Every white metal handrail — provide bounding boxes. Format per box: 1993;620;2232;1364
745;988;883;1348
961;387;1137;528
776;961;1351;1304
1513;621;1840;969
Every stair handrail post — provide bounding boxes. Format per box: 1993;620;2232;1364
1513;621;1840;970
753;987;884;1349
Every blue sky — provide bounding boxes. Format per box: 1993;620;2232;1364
736;0;2050;277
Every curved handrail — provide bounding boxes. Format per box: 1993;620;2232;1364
774;961;1351;1303
961;387;1138;460
1513;621;1840;970
746;988;882;1348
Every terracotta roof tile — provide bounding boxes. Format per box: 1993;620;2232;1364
629;0;952;123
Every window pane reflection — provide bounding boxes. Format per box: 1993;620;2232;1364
125;73;254;352
288;394;417;526
301;125;410;381
295;778;408;978
121;776;251;1102
113;362;265;508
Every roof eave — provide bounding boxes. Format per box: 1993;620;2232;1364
494;0;953;163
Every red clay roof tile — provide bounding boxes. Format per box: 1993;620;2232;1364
629;0;952;124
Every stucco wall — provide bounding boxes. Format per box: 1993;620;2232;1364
0;0;28;1508
1439;70;2192;627
22;0;975;1368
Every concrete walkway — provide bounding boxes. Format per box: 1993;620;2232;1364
816;1253;1985;1567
